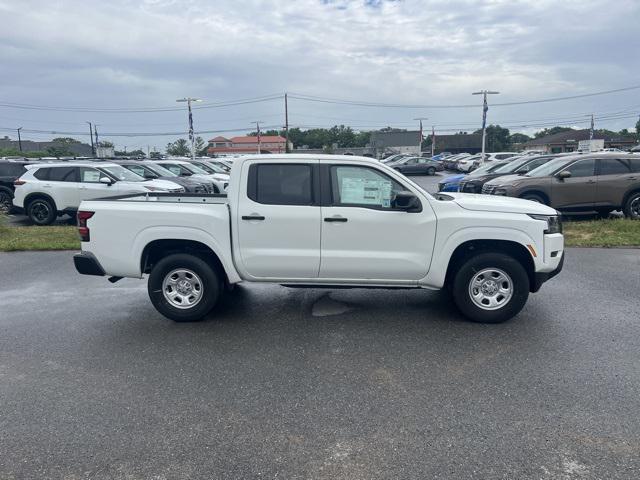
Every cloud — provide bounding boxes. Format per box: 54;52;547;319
0;0;638;149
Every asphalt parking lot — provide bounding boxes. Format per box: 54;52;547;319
1;248;639;479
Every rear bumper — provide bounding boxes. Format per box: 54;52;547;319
73;252;105;276
531;251;564;292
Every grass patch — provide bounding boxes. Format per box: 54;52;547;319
0;217;80;251
563;218;640;247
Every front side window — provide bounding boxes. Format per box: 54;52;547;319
331;166;404;209
564;159;596;178
80;167;103;183
598;158;630;176
249;164;313;205
163;164;186;176
98;165;144;182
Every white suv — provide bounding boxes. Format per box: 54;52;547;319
13;162;184;225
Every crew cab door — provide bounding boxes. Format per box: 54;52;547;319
236;161;321;279
550;158;596;210
319;163;436;281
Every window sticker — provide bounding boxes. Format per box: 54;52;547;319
82;170;101;182
340;177;393;207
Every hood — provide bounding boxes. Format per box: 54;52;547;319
142;179;183;191
483;174;521;186
445;192;557;215
212;173;230;181
438;174;465;184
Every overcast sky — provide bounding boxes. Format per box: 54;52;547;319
1;0;639;151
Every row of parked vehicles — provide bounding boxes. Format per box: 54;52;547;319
0;157;233;225
437;152;640;219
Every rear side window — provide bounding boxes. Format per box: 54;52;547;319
48;167;78;182
248;164;313;205
598;158;631;175
33;168;50;180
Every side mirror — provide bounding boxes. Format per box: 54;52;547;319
99;176;113;185
144;173;157;179
393;191;422;212
557;170;571;180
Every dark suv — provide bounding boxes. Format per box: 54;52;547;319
482;153;640;218
458;155;557;193
0;160;35;213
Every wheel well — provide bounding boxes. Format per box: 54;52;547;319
622;188;640;208
141;239;228;283
24;193;57;212
444;240;536;292
519;190;549;205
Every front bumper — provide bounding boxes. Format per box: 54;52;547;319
73;252;105;276
531;251;564;292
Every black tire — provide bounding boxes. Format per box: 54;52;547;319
623;192;640;219
451;252;530;323
520;193;547;205
148;253;221;322
27;197;56;225
0;188;13;214
427;167;436;176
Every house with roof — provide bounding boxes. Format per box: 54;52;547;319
207;135;292;155
520;129;637;153
368;131;422;158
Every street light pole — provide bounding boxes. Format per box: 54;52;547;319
17;127;23;152
472;90;500;164
253;121;263;155
413;117;428;156
176;97;203;160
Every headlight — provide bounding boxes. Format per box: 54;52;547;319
529;214;562;234
493;187;508;195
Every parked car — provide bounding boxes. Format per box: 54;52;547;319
186;159;232;178
470;152;519;170
457;154;483;172
114;160;215;193
458;155;558;194
0;160;36;213
482;153;640;218
153;159;229;193
73;154;563;324
443;153;471;170
381;153;412;164
389;156;443;175
13;162;184;225
437;161;510;192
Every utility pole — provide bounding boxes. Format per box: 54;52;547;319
284;93;290;153
413;117;428;155
472;90;500;164
86;122;94;156
589;113;594;141
94;125;99;147
253;121;263;154
176;97;203;160
431;125;436;157
17;127;23;152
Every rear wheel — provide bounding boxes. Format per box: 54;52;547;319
148;253;221;322
451;252;530;323
0;189;12;214
623;192;640;219
27;198;56;225
427;167;436;176
520;193;547;205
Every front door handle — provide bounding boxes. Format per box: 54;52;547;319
324;217;348;222
242;215;265;221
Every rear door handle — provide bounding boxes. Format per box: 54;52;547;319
324;217;348;222
241;215;265;221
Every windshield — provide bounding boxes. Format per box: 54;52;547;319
181;163;209;175
194;161;227;174
146;164;179;177
492;156;532;174
468;161;507;176
525;157;573;177
99;165;145;182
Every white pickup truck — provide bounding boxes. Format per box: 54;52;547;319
73;154;564;324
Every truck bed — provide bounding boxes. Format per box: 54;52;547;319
79;192;234;279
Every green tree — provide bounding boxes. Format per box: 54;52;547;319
166;138;190;156
533;127;573;139
45;145;73;157
509;133;531;144
194;136;207;155
636;118;640;140
474;124;511;151
51;137;81;144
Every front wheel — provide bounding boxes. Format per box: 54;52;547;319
0;189;13;214
520;193;547;205
148;253;221;322
451;252;530;323
427;167;436;176
623;192;640;219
